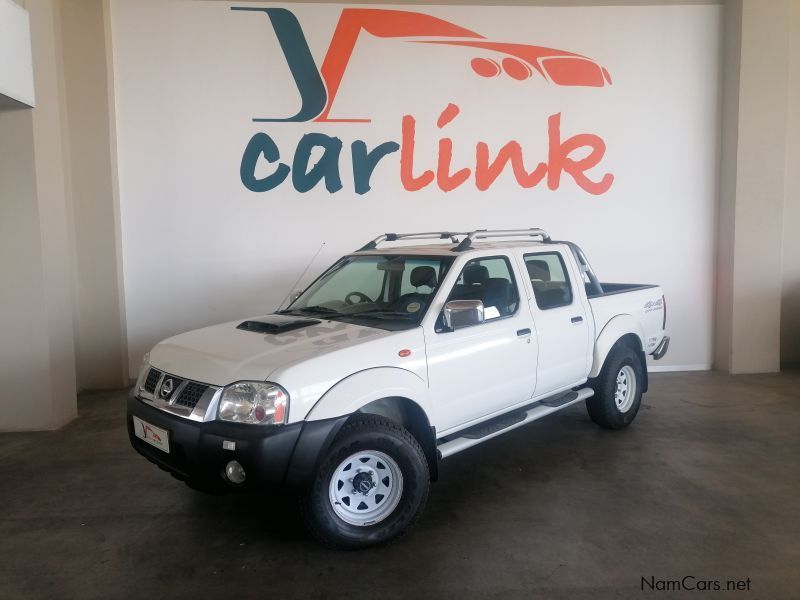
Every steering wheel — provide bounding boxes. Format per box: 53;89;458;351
345;291;372;305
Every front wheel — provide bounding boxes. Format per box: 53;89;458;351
300;416;430;548
586;345;644;429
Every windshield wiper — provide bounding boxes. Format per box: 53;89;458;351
351;310;417;319
279;306;340;316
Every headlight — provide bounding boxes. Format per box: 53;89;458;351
135;352;151;389
218;382;288;425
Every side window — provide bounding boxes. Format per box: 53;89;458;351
447;256;520;320
524;252;573;310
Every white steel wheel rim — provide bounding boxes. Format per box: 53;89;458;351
328;450;404;527
615;365;637;413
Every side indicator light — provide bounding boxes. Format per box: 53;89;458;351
398;349;411;357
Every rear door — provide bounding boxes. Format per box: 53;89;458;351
517;249;591;397
424;254;538;434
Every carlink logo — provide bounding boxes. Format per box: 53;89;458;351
233;7;615;196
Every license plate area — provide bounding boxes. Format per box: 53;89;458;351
133;416;170;453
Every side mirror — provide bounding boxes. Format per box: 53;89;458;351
443;300;485;330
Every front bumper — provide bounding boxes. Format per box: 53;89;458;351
127;393;345;491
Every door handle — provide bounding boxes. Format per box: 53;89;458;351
571;316;584;324
517;328;531;336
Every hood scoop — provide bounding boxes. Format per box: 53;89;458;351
236;314;321;335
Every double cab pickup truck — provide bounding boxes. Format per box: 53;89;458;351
128;229;669;547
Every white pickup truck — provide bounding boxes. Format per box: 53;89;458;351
128;229;669;547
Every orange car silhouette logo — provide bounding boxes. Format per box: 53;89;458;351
143;424;162;444
232;7;612;123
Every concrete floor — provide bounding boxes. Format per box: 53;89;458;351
0;372;798;599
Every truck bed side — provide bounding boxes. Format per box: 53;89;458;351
588;283;666;356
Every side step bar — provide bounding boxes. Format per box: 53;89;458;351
437;388;594;459
540;390;579;407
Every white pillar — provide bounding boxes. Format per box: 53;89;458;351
715;0;792;373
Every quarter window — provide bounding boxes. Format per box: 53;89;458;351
524;252;573;310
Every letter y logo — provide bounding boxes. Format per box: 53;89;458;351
232;7;327;122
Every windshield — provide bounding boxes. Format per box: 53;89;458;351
283;255;454;328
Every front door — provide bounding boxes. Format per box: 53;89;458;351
425;255;538;434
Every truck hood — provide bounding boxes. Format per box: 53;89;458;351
148;314;389;386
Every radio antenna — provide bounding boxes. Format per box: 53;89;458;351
277;242;326;311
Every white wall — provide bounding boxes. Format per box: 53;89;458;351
729;0;789;373
0;0;77;431
111;0;721;376
0;109;54;430
716;0;796;373
0;0;35;106
60;0;128;390
28;0;79;427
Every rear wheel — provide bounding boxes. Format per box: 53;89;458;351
300;415;429;548
587;345;643;429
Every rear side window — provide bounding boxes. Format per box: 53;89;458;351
447;256;520;319
524;252;573;310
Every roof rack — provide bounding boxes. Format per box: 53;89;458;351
451;229;551;252
356;228;551;252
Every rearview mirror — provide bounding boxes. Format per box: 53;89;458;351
443;300;485;330
377;257;406;272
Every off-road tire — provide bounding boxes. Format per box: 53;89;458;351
300;415;429;549
587;345;643;429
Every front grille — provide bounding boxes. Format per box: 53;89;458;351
144;368;162;393
174;382;209;409
160;376;185;401
140;367;211;415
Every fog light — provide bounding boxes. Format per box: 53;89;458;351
225;460;246;484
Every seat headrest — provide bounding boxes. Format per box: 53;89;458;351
410;265;437;288
464;264;490;286
526;259;551;282
486;277;511;288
